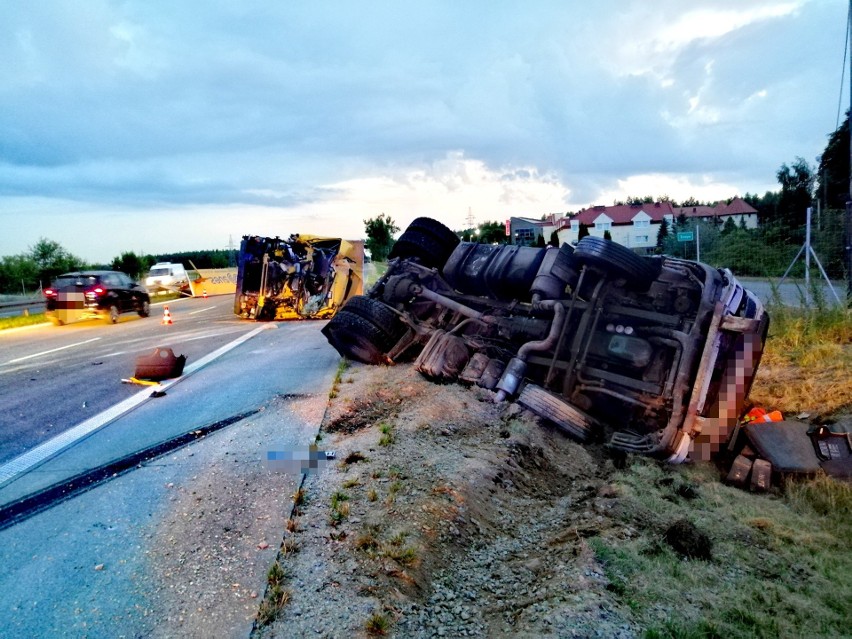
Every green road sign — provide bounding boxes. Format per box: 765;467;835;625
677;231;694;242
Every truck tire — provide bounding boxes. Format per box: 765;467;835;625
517;384;598;442
389;218;460;270
322;298;406;364
339;295;403;334
573;236;656;291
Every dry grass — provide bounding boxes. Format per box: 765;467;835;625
750;306;852;415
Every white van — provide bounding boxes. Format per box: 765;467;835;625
145;262;188;290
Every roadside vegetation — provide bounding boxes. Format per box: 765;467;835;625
750;300;852;415
0;313;48;331
596;458;851;639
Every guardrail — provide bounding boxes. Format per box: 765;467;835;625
0;298;44;317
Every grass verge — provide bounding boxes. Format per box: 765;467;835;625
593;458;851;638
750;304;851;416
0;313;48;330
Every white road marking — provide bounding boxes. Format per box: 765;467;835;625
0;324;275;488
188;306;217;315
7;338;102;364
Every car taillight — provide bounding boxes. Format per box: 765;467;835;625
93;287;106;295
44;289;56;297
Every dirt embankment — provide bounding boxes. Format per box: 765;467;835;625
250;360;851;639
254;363;639;638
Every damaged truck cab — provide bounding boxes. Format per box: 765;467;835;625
322;217;769;463
235;234;364;320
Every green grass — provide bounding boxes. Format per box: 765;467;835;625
365;611;390;636
0;313;48;330
378;422;395;446
329;359;350;398
365;261;389;288
591;458;851;639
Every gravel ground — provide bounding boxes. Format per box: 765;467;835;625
253;363;640;639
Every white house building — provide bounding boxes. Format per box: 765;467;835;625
556;202;675;252
556;198;759;253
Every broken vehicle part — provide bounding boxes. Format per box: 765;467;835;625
234;234;364;320
322;217;769;462
134;348;187;381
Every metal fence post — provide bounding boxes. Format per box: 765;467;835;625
846;201;852;307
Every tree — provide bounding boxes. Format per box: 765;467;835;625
111;251;146;279
817;110;850;210
549;230;560;247
477;221;509;244
535;233;546;247
603;230;612;241
578;223;590;240
775;157;814;233
0;254;39;294
721;217;737;235
655;220;669;252
363;213;399;262
29;238;86;286
744;190;780;225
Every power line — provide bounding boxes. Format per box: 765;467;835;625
839;0;851;129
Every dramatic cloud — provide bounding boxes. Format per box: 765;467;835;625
0;0;845;261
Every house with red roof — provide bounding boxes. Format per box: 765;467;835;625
554;197;758;253
555;202;675;252
674;197;757;229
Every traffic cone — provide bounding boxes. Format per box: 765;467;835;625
162;305;173;325
203;289;208;299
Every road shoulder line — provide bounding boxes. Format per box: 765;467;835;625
0;324;275;489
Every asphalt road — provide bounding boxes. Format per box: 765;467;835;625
0;297;256;465
0;296;343;637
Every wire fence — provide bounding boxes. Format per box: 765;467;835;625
660;208;849;308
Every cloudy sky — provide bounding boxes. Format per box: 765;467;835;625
1;0;847;263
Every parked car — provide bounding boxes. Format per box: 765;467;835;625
44;270;151;325
322;218;769;463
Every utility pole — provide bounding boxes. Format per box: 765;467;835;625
848;0;852;305
465;207;475;231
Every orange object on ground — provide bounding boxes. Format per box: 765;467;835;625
162;305;173;325
742;407;783;424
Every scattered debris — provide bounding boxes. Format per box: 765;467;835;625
134;347;186;381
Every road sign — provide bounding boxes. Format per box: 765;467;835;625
677;231;694;242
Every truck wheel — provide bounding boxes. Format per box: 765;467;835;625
573;236;657;290
322;311;401;364
517;384;598;442
138;300;150;318
339;296;403;335
389;218;460;270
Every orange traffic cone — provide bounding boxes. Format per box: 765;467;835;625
203;289;208;299
162;305;173;325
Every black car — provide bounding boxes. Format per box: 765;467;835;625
44;270;151;325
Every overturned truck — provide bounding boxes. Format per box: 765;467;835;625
323;217;769;462
235;234;364;320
